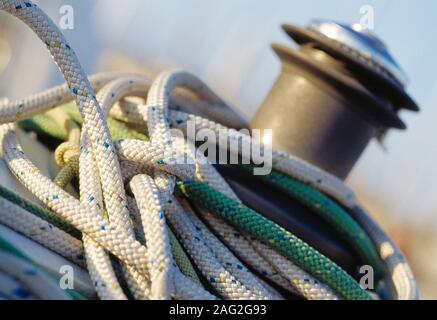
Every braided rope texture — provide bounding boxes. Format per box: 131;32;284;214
179;179;371;300
239;164;384;276
0;0;417;300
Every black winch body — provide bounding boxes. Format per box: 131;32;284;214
251;20;418;179
220;20;419;283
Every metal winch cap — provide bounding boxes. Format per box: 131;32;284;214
308;19;408;87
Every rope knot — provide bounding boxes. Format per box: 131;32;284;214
55;141;80;167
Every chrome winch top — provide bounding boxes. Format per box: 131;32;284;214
308;19;409;87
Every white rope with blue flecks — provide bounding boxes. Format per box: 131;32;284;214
109;71;417;300
0;0;210;300
0;271;36;300
0;196;85;266
0;251;72;300
0;0;417;300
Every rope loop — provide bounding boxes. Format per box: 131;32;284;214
0;0;418;300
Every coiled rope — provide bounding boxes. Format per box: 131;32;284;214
0;0;417;300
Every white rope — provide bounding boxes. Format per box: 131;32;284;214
0;0;417;300
0;224;95;298
0;196;85;266
0;271;36;300
0;250;72;300
130;174;173;300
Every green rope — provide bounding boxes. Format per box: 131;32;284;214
61;102;149;141
61;102;84;125
19;113;69;141
168;229;202;284
126;192;201;284
133;218;203;285
54;155;80;188
0;233;31;262
42;109;200;285
20;102;149;143
12;101;379;299
238;164;383;277
178;179;371;300
108;117;149;141
0;185;81;239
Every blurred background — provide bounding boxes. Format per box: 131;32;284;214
0;0;436;298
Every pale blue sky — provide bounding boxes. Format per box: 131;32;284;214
1;0;437;226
